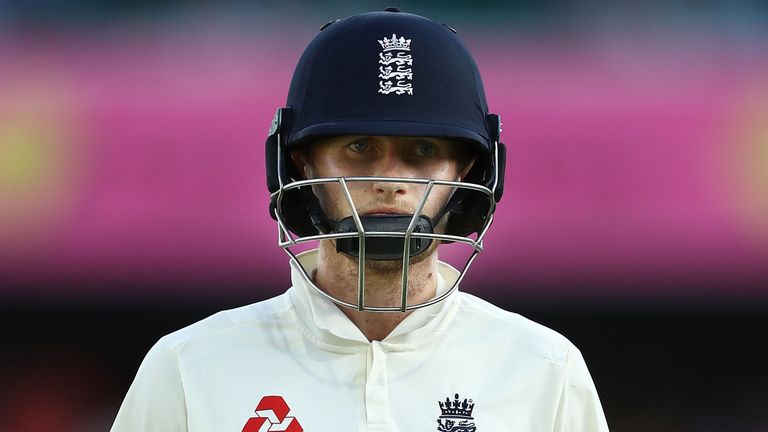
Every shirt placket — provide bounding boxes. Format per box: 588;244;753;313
364;341;389;430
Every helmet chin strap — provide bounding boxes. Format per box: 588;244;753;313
301;182;459;261
334;214;435;260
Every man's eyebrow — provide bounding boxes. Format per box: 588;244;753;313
342;135;367;143
409;137;438;146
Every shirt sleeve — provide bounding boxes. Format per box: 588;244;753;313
110;337;188;432
552;346;610;432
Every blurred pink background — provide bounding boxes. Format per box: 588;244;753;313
1;2;767;431
2;3;767;300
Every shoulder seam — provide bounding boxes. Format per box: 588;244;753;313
162;296;295;351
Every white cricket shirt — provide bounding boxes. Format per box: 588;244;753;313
111;250;609;431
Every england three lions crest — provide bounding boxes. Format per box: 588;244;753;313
377;34;413;95
436;393;477;432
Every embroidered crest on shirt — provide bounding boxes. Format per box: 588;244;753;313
378;33;413;95
436;393;476;432
242;395;303;432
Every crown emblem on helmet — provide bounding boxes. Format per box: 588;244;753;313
377;34;413;95
439;394;475;418
378;33;412;51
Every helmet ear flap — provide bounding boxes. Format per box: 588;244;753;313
275;188;326;237
266;107;291;198
266;107;328;236
495;141;506;202
444;188;493;237
486;113;505;202
444;114;506;237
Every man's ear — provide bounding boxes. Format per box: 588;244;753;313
290;149;310;179
458;156;477;181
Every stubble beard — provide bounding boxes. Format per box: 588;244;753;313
318;238;440;306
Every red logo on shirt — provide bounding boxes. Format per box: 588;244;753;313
242;395;303;432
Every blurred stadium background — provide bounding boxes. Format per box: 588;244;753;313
1;0;766;430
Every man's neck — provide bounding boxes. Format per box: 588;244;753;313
313;241;438;341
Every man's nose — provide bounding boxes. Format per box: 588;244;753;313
371;150;410;196
374;178;408;196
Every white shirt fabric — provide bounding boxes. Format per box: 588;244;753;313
111;250;609;432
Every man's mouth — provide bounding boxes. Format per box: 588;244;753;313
361;208;411;216
333;213;436;260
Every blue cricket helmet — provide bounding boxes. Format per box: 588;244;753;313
285;9;491;149
266;8;505;239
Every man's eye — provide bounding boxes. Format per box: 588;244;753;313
415;142;435;157
348;140;369;152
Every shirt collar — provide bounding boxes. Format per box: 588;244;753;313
288;250;461;350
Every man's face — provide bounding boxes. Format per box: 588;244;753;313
292;135;475;225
